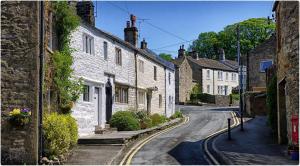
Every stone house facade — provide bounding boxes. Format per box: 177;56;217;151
71;3;175;136
247;35;276;92
273;1;299;145
173;47;239;104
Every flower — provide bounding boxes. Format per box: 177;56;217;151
9;108;21;116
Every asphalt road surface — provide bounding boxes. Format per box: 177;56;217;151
130;105;235;165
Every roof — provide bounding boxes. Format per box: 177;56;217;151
171;57;185;66
221;59;239;70
187;56;237;72
80;21;175;71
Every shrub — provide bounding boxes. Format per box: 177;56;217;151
190;93;215;103
110;111;140;131
267;75;277;133
170;111;183;119
64;114;78;147
134;111;153;129
150;113;167;126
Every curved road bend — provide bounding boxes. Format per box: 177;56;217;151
130;106;234;165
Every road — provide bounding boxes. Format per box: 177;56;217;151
130;105;236;165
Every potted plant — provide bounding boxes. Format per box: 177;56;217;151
9;108;31;127
288;144;299;160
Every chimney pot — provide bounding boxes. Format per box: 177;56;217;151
130;14;136;27
126;21;130;28
141;38;147;49
178;45;185;58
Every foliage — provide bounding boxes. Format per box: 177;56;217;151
190;93;215;103
134;111;153;129
159;53;173;61
51;2;83;110
43;112;78;157
189;18;275;60
110;111;140;131
266;75;277;133
231;93;240;101
170;111;183;119
8;108;31;126
190;83;202;95
150;113;167;126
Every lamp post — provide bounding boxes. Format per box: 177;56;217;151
237;24;244;131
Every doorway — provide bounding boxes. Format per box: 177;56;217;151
106;79;113;123
94;87;102;126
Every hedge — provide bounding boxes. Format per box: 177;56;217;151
190;93;215;103
110;111;140;131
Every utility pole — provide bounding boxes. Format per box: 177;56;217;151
237;24;244;131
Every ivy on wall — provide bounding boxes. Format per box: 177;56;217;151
51;1;82;112
267;75;277;134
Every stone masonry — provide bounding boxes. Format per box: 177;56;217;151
273;1;299;144
1;1;40;164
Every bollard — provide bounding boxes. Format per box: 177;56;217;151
228;118;231;140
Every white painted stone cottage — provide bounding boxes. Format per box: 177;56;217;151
70;3;175;136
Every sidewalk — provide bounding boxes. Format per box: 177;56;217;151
213;116;299;165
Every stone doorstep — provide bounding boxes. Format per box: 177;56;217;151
77;118;183;146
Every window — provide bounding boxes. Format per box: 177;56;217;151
115;48;122;65
159;94;162;108
115;85;128;103
218;71;223;80
138;90;145;105
217;86;224;95
169;96;172;108
47;11;53;49
168;72;171;85
207;70;210;79
232;73;237;81
225;72;229;81
207;85;210;93
139;60;144;73
82;33;94;55
260;60;273;72
154;66;157;80
83;85;90;101
103;41;108;60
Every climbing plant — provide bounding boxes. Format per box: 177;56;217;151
266;75;277;134
51;1;82;111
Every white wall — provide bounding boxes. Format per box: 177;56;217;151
165;69;175;117
202;68;238;95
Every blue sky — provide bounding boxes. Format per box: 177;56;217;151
95;1;274;58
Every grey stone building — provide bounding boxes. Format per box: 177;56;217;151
273;1;299;145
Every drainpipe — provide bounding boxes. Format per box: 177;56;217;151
134;51;138;109
38;1;45;162
164;67;167;117
212;69;215;94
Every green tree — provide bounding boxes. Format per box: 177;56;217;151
189;18;275;60
159;53;173;61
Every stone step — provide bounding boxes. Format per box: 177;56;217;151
78;138;126;145
95;128;118;134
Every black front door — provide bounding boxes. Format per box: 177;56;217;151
105;78;113;122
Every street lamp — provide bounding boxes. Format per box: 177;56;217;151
237;24;244;131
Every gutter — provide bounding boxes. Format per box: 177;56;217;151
38;1;45;161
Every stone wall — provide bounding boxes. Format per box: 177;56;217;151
244;92;268;117
214;95;230;106
248;35;276;91
1;1;39;164
274;1;299;144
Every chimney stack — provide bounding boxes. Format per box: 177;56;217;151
191;50;199;60
124;14;138;47
140;38;147;49
219;48;226;61
76;1;95;26
178;45;185;58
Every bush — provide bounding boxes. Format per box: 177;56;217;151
170;111;183;119
150;113;167;126
43;112;78;157
267;75;277;133
134;111;153;129
110;111;140;131
190;93;215;103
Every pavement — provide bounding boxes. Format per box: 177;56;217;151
212;116;299;165
130;105;236;165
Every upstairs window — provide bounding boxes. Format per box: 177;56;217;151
139;60;144;73
159;94;162;108
260;60;273;72
168;72;171;85
82;33;94;55
225;72;229;81
115;48;122;65
83;85;90;102
218;71;223;80
232;73;237;81
103;41;108;60
154;66;157;80
206;70;210;79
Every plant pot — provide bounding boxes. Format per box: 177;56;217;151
291;150;299;160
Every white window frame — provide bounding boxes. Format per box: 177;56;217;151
225;72;229;81
83;85;90;102
168;72;171;85
207;85;210;94
115;85;128;104
139;60;144;73
115;47;122;66
82;33;94;55
103;41;108;60
138;90;145;105
206;70;210;79
218;71;223;80
154;66;157;81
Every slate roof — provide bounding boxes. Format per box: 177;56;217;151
221;59;239;70
80;21;175;71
